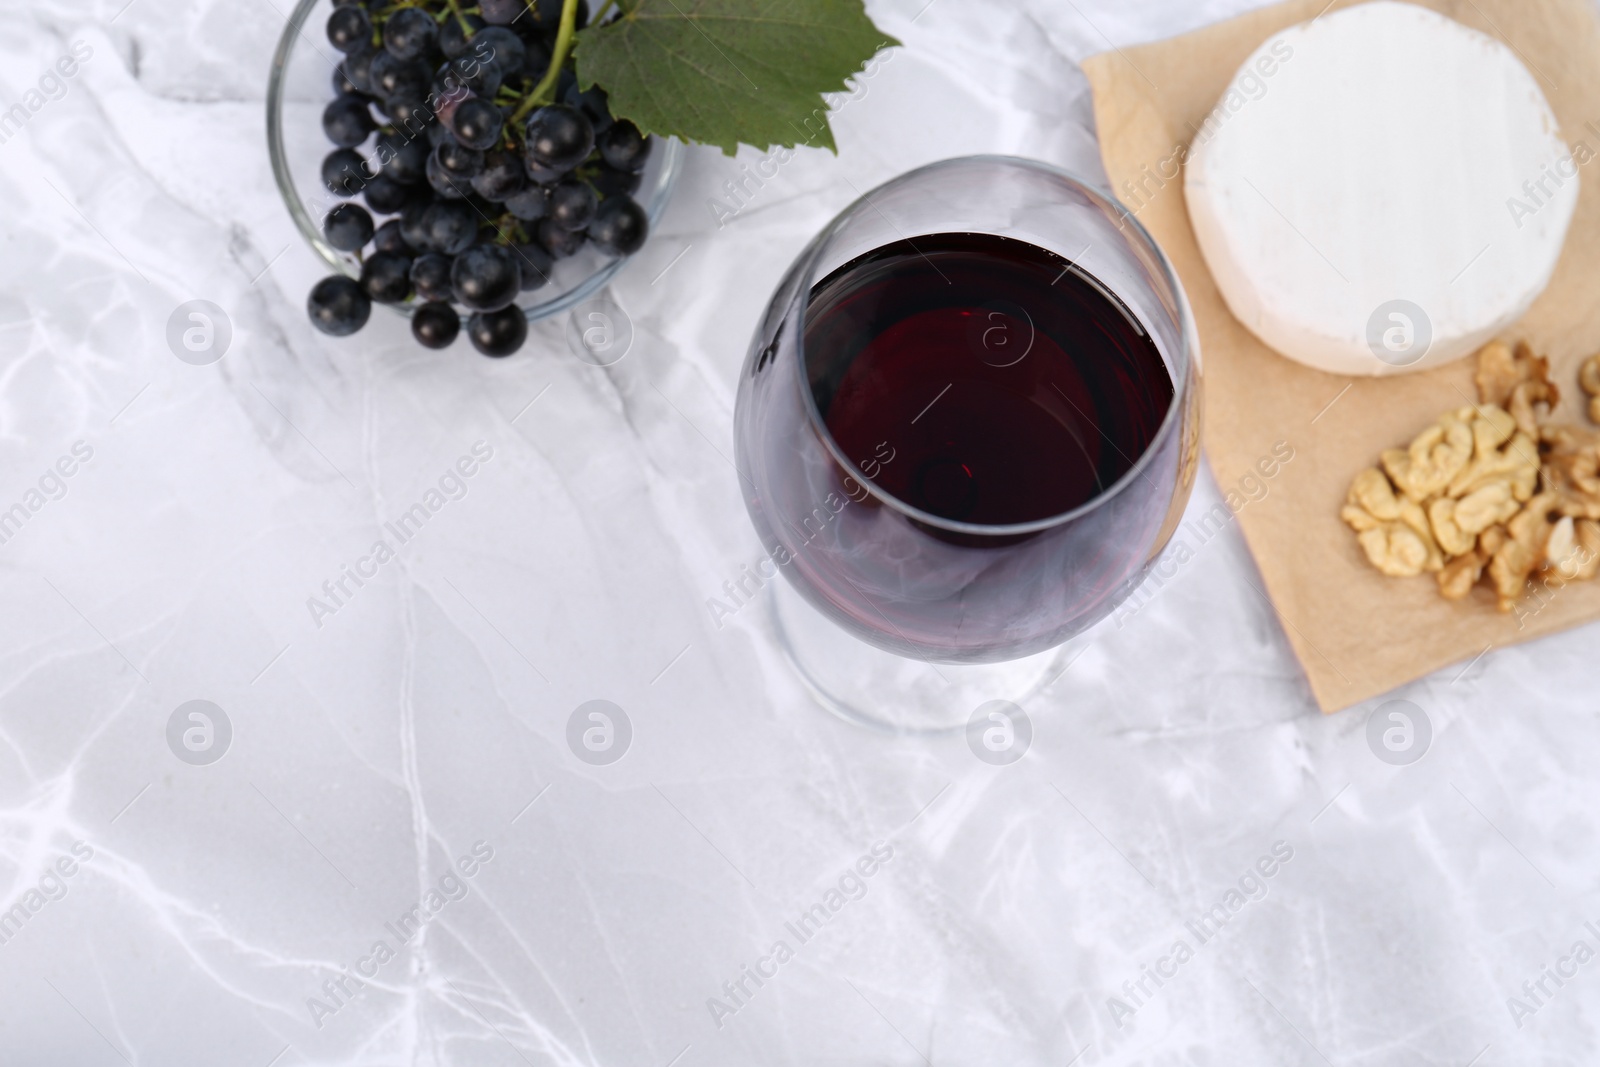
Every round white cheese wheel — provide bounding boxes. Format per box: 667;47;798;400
1184;1;1579;376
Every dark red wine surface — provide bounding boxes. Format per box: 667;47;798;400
805;232;1173;527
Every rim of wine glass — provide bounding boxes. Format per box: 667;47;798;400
790;154;1196;539
264;0;682;323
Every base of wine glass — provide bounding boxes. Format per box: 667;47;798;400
769;578;1075;735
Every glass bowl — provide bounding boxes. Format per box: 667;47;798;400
265;0;682;322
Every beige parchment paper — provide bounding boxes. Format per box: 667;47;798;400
1083;0;1600;711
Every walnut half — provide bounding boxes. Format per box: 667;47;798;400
1381;409;1473;503
1343;468;1442;574
1356;523;1435;578
1437;549;1488;600
1486;493;1562;612
1546;516;1600;585
1542;423;1600;521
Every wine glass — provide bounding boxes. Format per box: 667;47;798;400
733;156;1201;733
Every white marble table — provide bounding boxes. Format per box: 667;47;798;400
1;0;1597;1063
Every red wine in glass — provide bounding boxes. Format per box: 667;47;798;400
733;157;1199;728
806;232;1173;531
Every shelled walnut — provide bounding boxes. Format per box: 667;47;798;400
1340;468;1440;576
1342;341;1600;611
1477;341;1559;437
1542;423;1600;520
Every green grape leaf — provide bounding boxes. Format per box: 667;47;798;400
574;0;898;156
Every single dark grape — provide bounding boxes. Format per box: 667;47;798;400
322;96;375;148
597;120;650;172
435;55;502;100
587;195;648;256
332;63;360;96
383;8;438;61
522;37;552;82
466;305;528;357
439;14;488;59
426;151;472;198
435;137;485;177
412;302;462;349
430;73;470;115
523;0;563;31
374;218;416;256
536;218;584;258
322;148;371;196
422;200;479;255
409;253;455;303
524;104;593;173
468;57;506;99
523;157;567;185
384;92;436;135
360;251;414;303
324;203;375;251
591;165;642;199
326;6;371;53
511;17;547;46
473;157;524;203
468;150;523;202
399;201;433;251
342;45;379;94
469;27;527;79
479;0;528;25
432;91;468;135
511;242;553;290
377;131;429;184
451;243;522;311
372;52;430;99
362;174;410;215
308;276;371;336
562;81;613;133
451;97;504;151
548;179;596;231
504;184;549;220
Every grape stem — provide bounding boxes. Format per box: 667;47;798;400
445;0;473;33
511;0;580;124
593;0;618;21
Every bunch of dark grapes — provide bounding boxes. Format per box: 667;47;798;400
307;0;653;357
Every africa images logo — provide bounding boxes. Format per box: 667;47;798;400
566;700;632;765
966;700;1032;765
1365;699;1431;766
166;700;232;766
166;300;232;365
